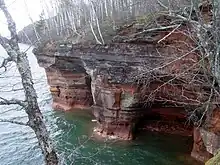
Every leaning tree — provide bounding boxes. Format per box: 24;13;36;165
0;0;58;164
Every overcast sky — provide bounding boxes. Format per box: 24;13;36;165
0;0;50;37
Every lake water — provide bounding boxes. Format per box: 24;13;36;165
0;44;202;165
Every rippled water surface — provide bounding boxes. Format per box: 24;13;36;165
0;44;201;165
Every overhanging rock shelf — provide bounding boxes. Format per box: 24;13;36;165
33;37;220;163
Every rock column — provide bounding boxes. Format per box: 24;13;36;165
91;72;143;140
46;67;92;111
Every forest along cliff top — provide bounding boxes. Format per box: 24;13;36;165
33;13;194;49
33;12;217;108
33;14;200;76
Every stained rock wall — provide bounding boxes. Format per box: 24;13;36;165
190;108;220;162
33;30;220;162
34;39;199;139
36;52;93;111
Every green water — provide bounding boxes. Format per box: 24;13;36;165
0;44;202;165
47;110;201;165
0;107;202;165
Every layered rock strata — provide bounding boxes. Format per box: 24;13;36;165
33;28;220;162
36;53;93;111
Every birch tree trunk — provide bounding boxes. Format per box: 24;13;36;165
16;53;58;165
213;0;220;86
0;0;58;164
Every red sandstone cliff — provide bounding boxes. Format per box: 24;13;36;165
33;8;220;163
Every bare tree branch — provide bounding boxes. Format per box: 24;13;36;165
157;23;182;43
0;118;28;126
0;0;19;49
0;56;12;71
0;35;19;62
0;96;26;107
157;0;169;10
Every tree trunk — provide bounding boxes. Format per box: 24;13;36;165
0;0;59;164
16;53;58;165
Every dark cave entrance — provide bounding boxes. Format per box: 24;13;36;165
132;102;197;162
134;102;194;138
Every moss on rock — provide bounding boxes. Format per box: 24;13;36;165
206;152;220;165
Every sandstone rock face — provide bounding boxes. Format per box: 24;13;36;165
36;53;93;111
191;127;213;162
191;108;220;162
34;39;197;138
35;43;153;139
33;29;220;161
92;83;141;140
203;108;220;156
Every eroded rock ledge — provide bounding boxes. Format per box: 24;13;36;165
33;25;220;163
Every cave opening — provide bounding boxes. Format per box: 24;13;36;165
131;102;197;161
134;102;194;138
